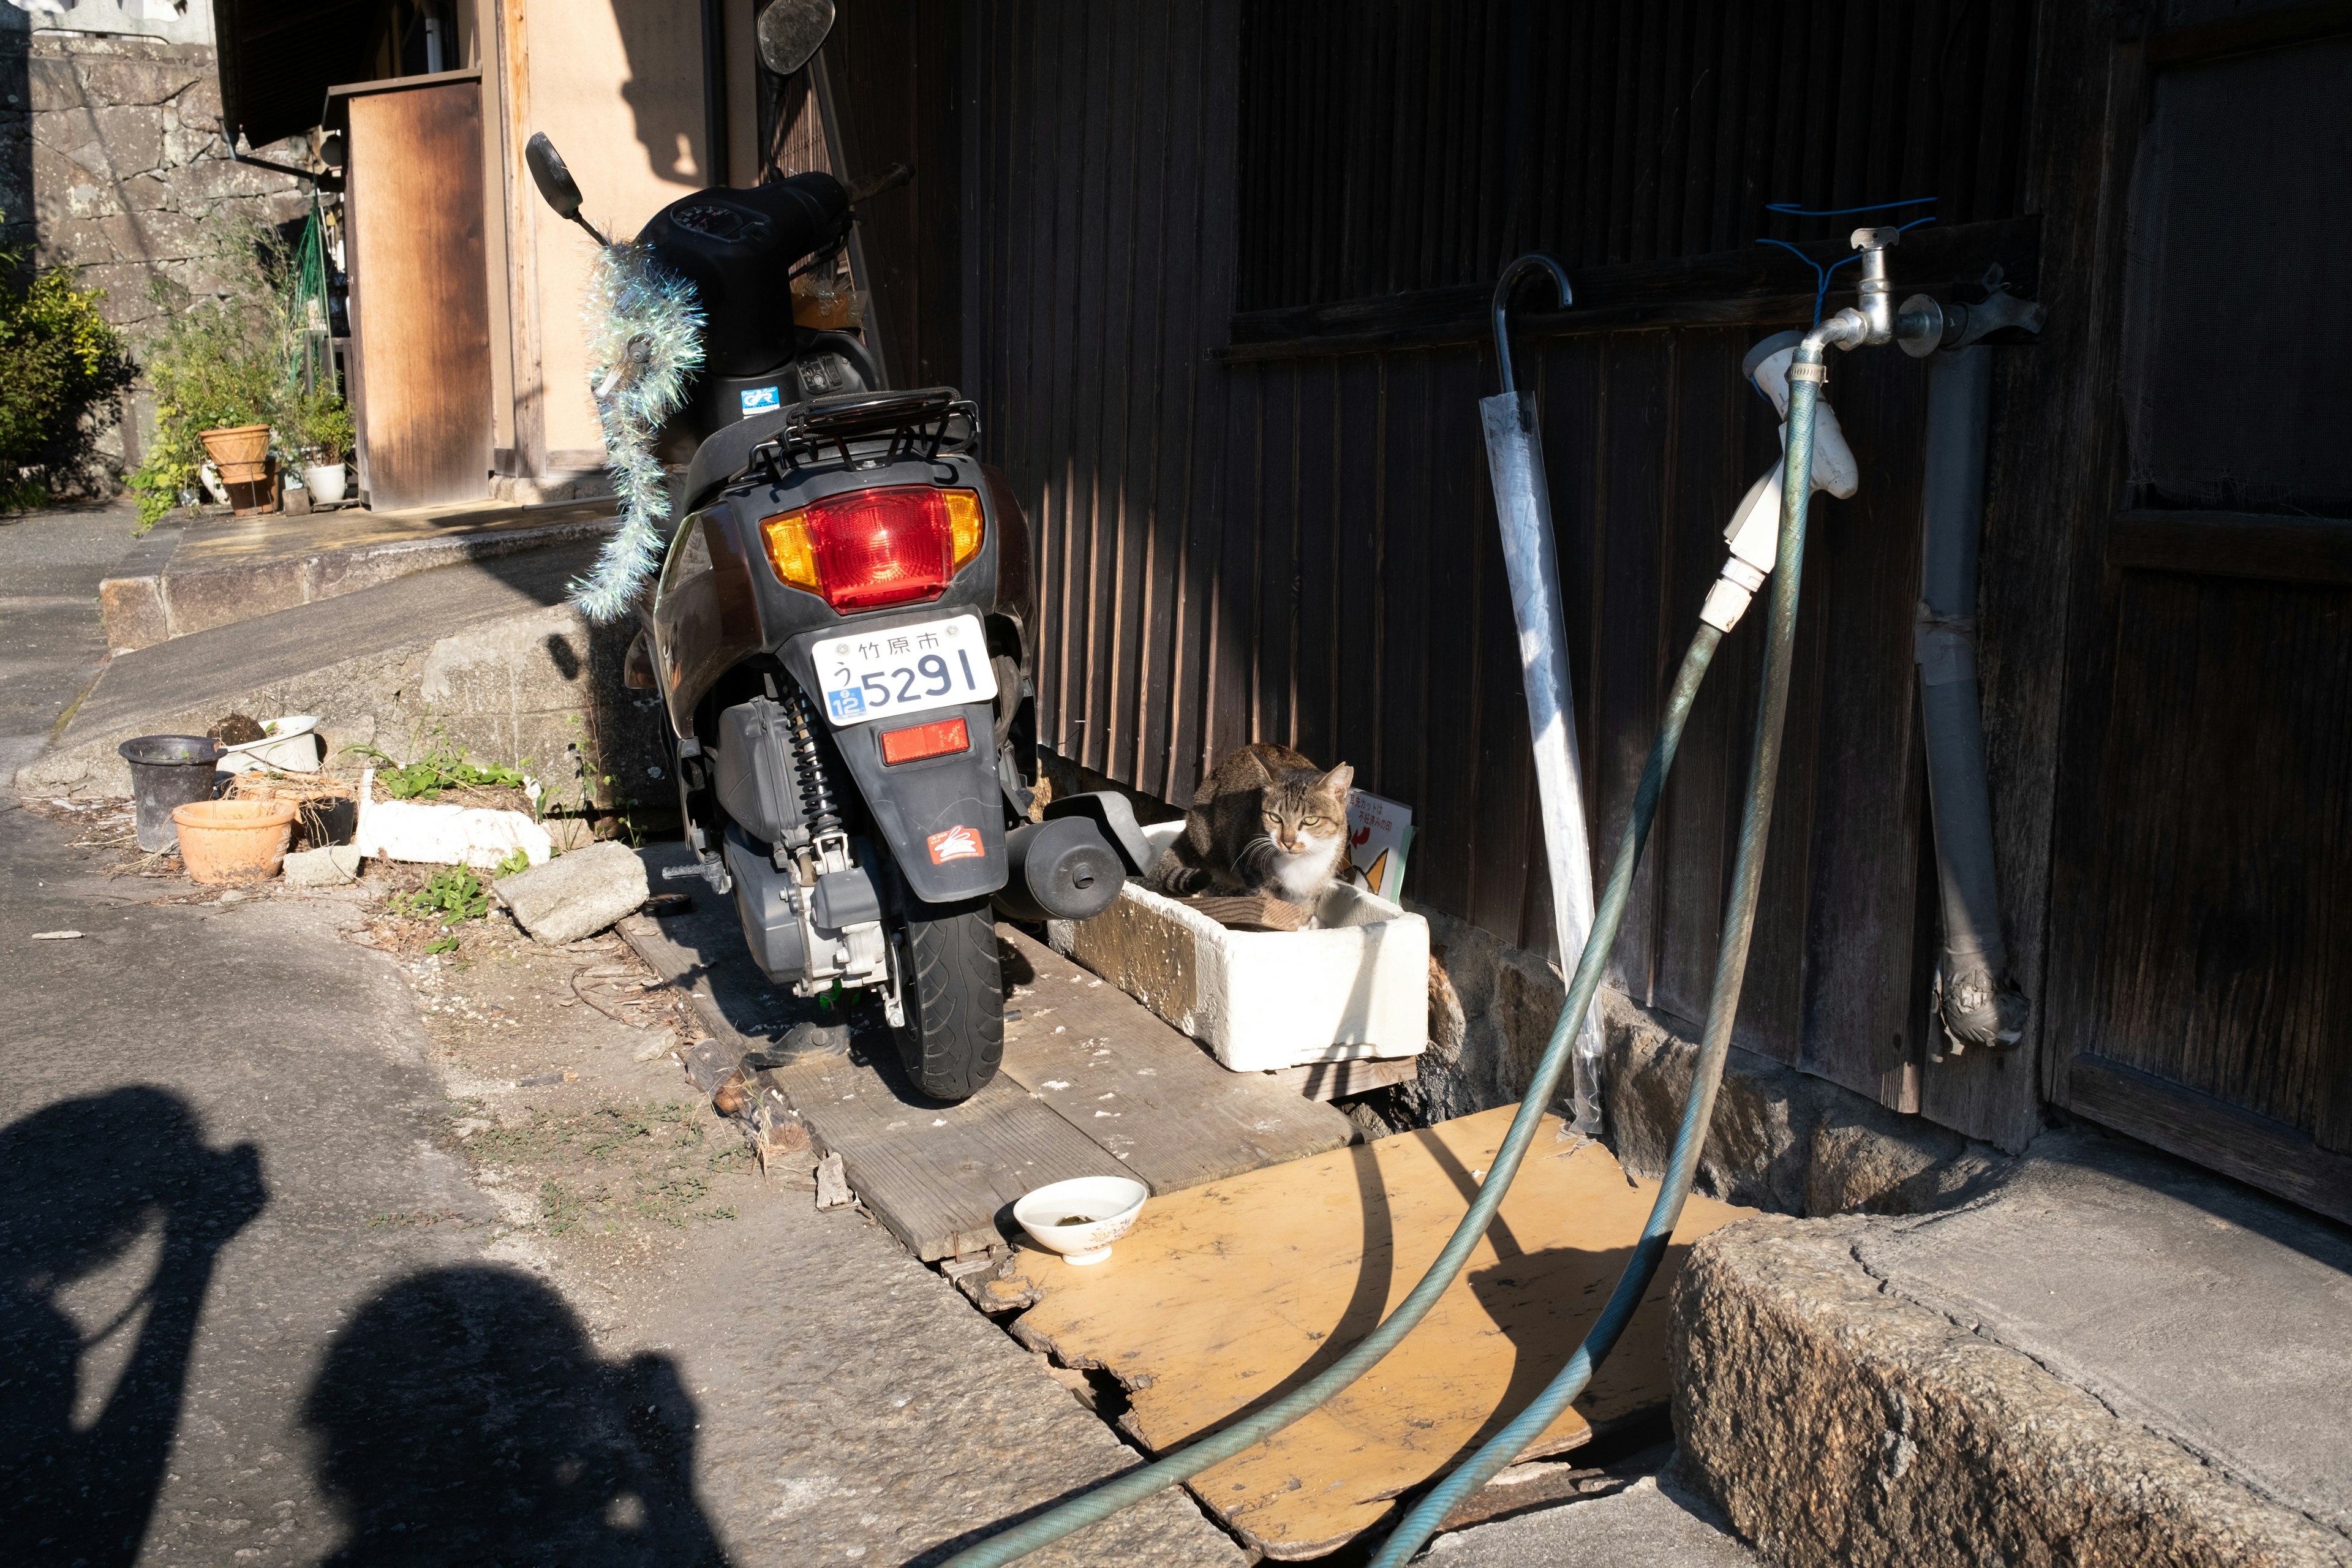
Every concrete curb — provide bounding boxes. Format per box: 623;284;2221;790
99;510;616;652
1671;1215;2352;1568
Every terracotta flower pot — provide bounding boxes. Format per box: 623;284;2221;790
199;424;272;467
172;798;298;884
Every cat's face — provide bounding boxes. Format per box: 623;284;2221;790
1261;764;1354;856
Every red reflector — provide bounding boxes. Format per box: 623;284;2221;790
798;486;957;610
880;717;970;766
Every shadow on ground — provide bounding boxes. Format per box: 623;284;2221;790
0;1087;265;1568
304;1264;729;1566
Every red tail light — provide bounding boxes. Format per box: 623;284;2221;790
880;717;970;765
761;486;984;611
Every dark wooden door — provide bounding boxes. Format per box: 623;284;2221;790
2043;9;2352;1225
340;72;493;511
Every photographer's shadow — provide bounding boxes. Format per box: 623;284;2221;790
0;1087;266;1568
304;1265;728;1567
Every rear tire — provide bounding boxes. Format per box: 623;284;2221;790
889;897;1004;1101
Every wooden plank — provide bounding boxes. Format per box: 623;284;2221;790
343;78;491;510
2107;510;2352;587
765;1049;1130;1263
997;927;1355;1194
2146;0;2352;70
2065;1054;2352;1228
1216;216;2043;359
1002;1105;1754;1559
1255;1053;1420;1102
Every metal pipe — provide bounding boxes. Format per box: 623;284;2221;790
1917;347;2029;1052
1482;254;1607;1134
701;0;731;187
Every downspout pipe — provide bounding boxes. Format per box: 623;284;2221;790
1915;347;2030;1052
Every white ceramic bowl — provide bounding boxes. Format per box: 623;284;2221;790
1013;1175;1149;1266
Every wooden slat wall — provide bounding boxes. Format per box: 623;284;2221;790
960;0;2034;1114
827;0;964;390
1235;0;2031;312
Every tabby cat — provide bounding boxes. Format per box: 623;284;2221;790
1150;742;1356;904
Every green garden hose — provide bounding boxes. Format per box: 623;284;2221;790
1368;342;1829;1564
940;620;1725;1567
946;333;1841;1568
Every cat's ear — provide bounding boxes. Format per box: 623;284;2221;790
1321;762;1355;797
1233;750;1273;788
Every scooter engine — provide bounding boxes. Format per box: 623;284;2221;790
707;690;902;1022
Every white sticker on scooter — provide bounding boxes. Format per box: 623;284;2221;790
818;612;998;726
739;385;780;417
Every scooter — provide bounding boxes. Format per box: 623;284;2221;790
522;0;1147;1101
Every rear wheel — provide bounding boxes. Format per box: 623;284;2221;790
889;897;1004;1101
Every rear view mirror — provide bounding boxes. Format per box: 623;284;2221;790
525;132;584;221
757;0;836;77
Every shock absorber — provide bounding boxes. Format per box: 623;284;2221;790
780;687;843;839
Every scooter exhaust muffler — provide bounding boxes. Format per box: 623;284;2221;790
993;817;1125;923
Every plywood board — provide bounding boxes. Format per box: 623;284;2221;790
1006;1106;1754;1558
999;927;1355;1193
766;1052;1131;1263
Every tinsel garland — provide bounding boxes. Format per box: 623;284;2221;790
568;239;706;622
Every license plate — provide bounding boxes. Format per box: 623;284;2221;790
815;614;998;726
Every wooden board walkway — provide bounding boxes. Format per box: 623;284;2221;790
996;1106;1754;1559
617;853;1357;1261
998;927;1355;1192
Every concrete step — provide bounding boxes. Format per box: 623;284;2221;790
20;540;665;812
100;496;619;652
1671;1126;2352;1568
1430;1473;1757;1567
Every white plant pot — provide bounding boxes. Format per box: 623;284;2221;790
198;461;228;503
1053;821;1432;1072
304;463;349;504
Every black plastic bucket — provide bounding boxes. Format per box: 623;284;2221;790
118;735;221;853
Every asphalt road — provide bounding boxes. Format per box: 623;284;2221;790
0;505;1243;1568
0;502;157;786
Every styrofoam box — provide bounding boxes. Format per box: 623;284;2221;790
1049;822;1430;1072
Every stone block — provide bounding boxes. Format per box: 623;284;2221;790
27;58;87;115
100;207;206;263
78;263;167;326
31;107;105;167
1672;1216;2352;1568
494;840;650;945
118;172;172;212
92;103;164;177
173;156;298;202
176;78;222;132
39;216;120;266
283;845;363;888
163;559;312;639
75;59;206;109
1600;992;1994;1217
99;573;172;652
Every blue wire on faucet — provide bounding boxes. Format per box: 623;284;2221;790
1757;197;1939;325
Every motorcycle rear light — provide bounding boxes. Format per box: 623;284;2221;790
760;486;985;611
879;716;970;766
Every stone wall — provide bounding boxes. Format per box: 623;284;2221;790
12;27;309;328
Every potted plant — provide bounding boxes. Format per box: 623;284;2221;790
127;219;295;526
286;382;355;505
